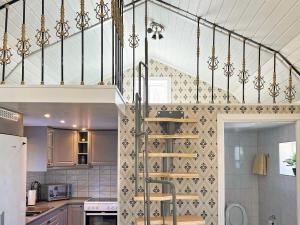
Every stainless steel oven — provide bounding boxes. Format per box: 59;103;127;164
84;198;118;225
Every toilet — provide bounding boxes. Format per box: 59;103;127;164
225;203;248;225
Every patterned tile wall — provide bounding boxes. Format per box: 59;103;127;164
106;59;239;104
119;104;300;225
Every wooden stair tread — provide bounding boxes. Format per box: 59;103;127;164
134;193;200;201
139;172;200;178
145;117;197;123
139;153;197;158
148;134;199;139
136;215;204;225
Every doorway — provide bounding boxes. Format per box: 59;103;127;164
217;114;300;225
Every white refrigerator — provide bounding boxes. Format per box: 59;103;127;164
0;134;27;225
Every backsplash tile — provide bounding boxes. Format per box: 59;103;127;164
26;165;117;198
26;172;45;191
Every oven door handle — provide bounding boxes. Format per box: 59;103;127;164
85;212;118;216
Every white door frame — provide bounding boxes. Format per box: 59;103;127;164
217;113;300;225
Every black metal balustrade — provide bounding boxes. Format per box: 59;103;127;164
0;0;299;104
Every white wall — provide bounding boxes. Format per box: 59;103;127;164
258;124;296;225
225;130;259;225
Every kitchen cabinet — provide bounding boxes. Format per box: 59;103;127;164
90;130;117;165
25;127;48;172
57;206;68;225
29;206;68;225
68;204;84;225
53;129;77;167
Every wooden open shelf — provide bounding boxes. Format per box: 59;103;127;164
139;153;197;158
148;134;199;139
139;172;200;179
134;193;199;201
144;117;197;123
136;215;205;225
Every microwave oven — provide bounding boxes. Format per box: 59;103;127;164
40;184;72;201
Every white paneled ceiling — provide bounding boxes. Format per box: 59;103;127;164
1;0;300;103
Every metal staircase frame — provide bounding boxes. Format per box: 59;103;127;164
134;61;177;225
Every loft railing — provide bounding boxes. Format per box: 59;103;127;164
0;0;298;104
0;0;124;94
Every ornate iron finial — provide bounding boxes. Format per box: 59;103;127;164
268;53;280;104
0;33;12;66
284;66;296;103
207;25;218;103
129;33;139;48
223;32;235;103
238;39;250;103
0;4;12;85
35;2;51;47
16;23;31;57
95;0;110;20
253;45;265;104
55;0;70;38
75;0;90;30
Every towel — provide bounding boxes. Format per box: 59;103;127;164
252;153;267;176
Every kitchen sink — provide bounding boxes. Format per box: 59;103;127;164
26;206;53;217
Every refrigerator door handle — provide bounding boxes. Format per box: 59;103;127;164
1;211;4;225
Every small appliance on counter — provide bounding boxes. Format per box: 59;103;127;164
30;181;41;201
40;184;72;201
27;190;37;206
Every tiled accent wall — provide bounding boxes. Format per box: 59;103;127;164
225;130;259;225
106;59;239;104
119;104;300;225
45;165;118;198
258;124;296;225
26;172;46;191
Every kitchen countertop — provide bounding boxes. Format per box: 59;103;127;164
26;198;89;224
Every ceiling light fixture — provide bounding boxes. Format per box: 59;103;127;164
60;120;65;124
72;124;77;128
44;113;51;118
148;21;164;40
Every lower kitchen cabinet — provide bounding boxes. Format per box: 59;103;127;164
67;204;84;225
28;205;69;225
57;206;68;225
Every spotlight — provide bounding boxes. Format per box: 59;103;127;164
148;21;165;41
158;32;163;40
147;27;153;33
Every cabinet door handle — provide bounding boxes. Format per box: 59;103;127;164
0;211;4;225
47;220;51;224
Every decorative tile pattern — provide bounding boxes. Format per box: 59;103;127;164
106;59;239;104
119;104;300;225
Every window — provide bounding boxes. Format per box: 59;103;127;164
279;141;296;176
135;77;171;103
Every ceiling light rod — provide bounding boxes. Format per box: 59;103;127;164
146;0;300;78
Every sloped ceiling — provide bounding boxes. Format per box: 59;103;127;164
1;0;300;103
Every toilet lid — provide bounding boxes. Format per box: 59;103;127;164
226;203;247;225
